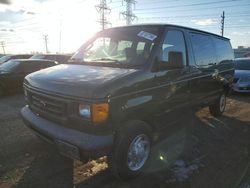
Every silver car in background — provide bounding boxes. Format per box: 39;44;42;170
233;57;250;93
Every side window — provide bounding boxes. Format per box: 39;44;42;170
190;33;216;66
160;30;186;65
213;37;234;64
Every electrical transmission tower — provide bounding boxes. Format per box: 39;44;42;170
221;11;225;36
120;0;137;25
1;41;6;54
95;0;111;30
43;35;49;53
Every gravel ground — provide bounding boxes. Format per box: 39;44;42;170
0;93;250;188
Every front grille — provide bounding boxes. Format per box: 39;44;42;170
26;89;67;120
239;87;250;90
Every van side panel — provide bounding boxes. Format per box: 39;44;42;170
187;31;234;105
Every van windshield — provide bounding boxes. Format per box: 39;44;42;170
71;26;161;68
235;59;250;70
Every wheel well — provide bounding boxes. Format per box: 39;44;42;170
114;119;154;137
223;83;231;95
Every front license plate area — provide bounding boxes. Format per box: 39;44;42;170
56;140;80;160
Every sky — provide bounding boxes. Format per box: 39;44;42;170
0;0;249;54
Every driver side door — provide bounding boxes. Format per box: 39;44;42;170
153;29;193;127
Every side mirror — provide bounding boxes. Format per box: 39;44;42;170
167;51;184;69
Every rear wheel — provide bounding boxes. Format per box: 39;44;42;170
108;121;152;180
209;93;226;117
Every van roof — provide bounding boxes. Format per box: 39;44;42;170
108;24;230;40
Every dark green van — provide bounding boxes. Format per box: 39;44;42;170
21;24;234;179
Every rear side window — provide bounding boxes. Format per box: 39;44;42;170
213;37;234;63
190;33;216;66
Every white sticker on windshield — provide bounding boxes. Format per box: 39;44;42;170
137;31;157;41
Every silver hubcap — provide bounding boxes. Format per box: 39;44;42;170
219;94;226;112
127;134;150;171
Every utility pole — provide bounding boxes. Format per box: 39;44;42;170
221;11;225;36
1;41;5;54
59;19;62;53
120;0;137;25
95;0;111;30
43;35;48;53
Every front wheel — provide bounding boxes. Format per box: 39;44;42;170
209;93;226;117
107;121;152;180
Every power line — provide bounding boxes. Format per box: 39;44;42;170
134;3;250;14
95;0;111;30
138;12;250;20
135;0;244;11
120;0;137;25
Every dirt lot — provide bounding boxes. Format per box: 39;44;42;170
0;94;250;188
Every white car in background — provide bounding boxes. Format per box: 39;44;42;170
233;57;250;93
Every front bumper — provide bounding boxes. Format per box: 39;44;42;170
21;106;114;159
233;83;250;93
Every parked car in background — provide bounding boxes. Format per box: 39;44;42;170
233;57;250;93
0;59;57;96
30;54;71;64
21;24;234;179
0;54;32;64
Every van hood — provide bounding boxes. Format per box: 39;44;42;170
25;64;137;99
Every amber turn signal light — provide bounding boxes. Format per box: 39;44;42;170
92;103;109;123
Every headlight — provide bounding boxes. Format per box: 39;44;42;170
24;88;28;101
79;103;109;123
79;104;91;118
24;89;28;97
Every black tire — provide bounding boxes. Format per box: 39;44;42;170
107;120;152;180
209;93;226;117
